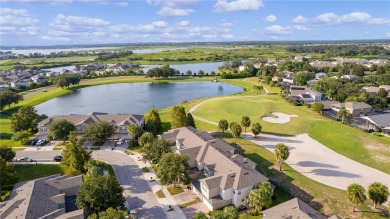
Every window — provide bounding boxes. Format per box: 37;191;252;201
238;190;241;195
120;126;127;131
233;190;235;194
76;126;82;131
242;199;245;202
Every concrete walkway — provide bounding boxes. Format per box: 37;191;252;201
241;132;390;191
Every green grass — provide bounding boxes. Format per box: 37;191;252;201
14;164;66;182
11;147;26;151
141;167;150;173
239;214;262;219
167;185;185;195
156;190;166;198
192;80;390;174
178;199;200;208
223;137;387;219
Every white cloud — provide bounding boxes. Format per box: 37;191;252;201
158;6;194;17
114;1;128;7
213;0;263;13
292;15;308;24
0;8;39;36
42;35;71;41
314;12;390;25
222;34;234;39
265;14;277;22
202;34;218;39
178;20;190;26
146;0;198;7
0;8;29;16
292;25;309;31
2;0;73;5
264;25;291;35
152;21;168;27
50;14;110;31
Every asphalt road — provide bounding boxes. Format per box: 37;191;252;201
16;150;166;219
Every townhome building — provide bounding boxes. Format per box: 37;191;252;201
160;127;269;211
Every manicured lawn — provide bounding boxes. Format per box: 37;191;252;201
156;190;166;198
14;164;66;182
224;137;385;219
167;185;184;195
192;81;390;174
178;199;200;208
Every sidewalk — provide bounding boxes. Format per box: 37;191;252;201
125;150;187;219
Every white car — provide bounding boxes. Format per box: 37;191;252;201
36;139;46;146
17;157;33;162
116;138;124;146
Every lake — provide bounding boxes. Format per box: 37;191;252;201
44;61;225;73
35;82;243;116
140;62;224;74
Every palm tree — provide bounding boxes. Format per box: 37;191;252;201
347;183;367;212
337;107;351;124
274;143;290;171
368;182;389;209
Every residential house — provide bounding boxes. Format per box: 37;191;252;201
105;63;133;73
31;75;48;84
340;74;356;80
331;102;372;117
358;113;390;135
86;62;104;70
311;100;340;110
289;85;310;96
262;198;338;219
160;127;269;211
309;61;336;68
37;112;144;140
362;86;381;95
298;90;322;103
0;174;85;219
294;56;311;62
315;72;327;80
10;79;29;88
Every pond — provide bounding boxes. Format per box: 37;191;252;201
35;82;243;116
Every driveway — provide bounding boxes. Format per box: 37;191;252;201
92;151;166;219
16;150;166;218
173;190;208;218
241;133;390;191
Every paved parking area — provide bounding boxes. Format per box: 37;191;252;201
172;190;208;218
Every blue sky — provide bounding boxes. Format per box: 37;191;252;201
0;0;389;46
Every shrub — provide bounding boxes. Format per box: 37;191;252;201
141;167;149;173
127;139;138;148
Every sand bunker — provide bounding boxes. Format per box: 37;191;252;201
261;112;298;124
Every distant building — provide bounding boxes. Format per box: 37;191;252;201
10;79;29;88
31;75;48;84
358;113;390;135
37;112;144;140
331;102;372;117
0;174;85;219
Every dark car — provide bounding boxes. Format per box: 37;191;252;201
30;140;37;146
53;156;62;162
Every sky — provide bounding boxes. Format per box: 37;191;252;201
0;0;389;46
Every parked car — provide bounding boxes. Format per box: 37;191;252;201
30;139;37;146
53;156;62;162
36;139;46;146
17;157;33;162
11;158;17;162
116;138;124;146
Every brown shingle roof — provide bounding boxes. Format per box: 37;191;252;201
38;112;143;127
0;175;83;219
162;127;268;190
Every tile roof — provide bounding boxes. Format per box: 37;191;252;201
262;198;326;219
